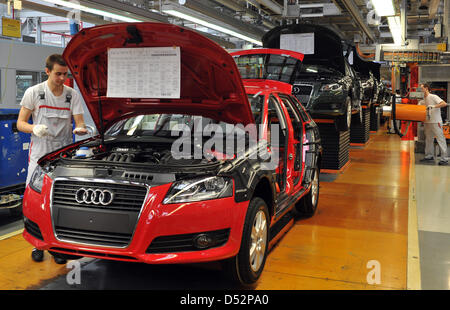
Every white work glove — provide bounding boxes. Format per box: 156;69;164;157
427;105;436;110
32;124;49;137
73;127;88;135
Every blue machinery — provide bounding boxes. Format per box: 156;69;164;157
0;109;30;215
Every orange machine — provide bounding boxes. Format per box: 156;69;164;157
444;123;450;140
383;103;427;122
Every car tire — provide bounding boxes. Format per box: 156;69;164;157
49;250;82;262
336;98;352;131
31;248;44;262
223;197;270;286
295;166;319;217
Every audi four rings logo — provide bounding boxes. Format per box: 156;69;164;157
75;188;115;206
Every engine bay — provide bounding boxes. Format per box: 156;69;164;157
60;140;217;166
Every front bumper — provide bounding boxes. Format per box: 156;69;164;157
22;177;249;264
308;104;347;118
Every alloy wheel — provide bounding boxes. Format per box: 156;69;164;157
249;210;268;273
311;170;319;207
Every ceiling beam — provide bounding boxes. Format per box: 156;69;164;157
428;0;441;18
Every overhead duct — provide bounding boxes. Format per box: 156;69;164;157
428;0;441;18
335;0;376;42
284;2;342;18
252;0;283;15
170;0;265;39
162;2;263;45
213;0;277;29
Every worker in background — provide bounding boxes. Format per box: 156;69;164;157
418;83;448;165
17;54;88;264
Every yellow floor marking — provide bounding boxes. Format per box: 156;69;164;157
407;140;421;290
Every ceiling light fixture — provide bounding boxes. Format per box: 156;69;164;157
387;16;402;45
370;0;395;17
162;8;262;46
40;0;142;22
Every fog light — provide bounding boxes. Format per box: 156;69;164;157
194;234;214;249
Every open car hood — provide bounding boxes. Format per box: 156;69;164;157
63;23;254;134
262;23;345;74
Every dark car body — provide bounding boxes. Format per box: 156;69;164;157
367;61;384;106
348;46;377;106
261;23;362;131
22;22;322;285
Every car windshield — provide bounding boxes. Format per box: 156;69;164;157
234;54;300;83
105;114;259;140
295;64;341;77
106;95;264;139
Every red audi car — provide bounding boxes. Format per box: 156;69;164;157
22;23;321;285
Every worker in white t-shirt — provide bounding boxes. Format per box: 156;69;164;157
418;83;448;165
17;54;88;264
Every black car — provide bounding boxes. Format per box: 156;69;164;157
367;61;383;106
262;23;362;131
348;45;377;107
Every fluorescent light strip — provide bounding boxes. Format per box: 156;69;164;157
41;0;142;22
163;9;262;46
387;16;402;46
371;0;395;17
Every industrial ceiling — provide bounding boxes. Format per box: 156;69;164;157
1;0;449;53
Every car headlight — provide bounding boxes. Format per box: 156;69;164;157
163;176;233;204
29;165;46;193
320;83;342;91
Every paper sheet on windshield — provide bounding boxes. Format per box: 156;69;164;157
280;33;314;55
107;47;181;98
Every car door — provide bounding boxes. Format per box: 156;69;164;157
289;94;321;185
267;95;289;195
278;94;303;189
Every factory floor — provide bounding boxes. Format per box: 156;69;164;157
0;126;444;290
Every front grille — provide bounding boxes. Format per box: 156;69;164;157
292;84;313;96
292;84;313;106
52;180;148;248
55;226;132;248
146;229;230;253
24;217;44;241
52;180;147;212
